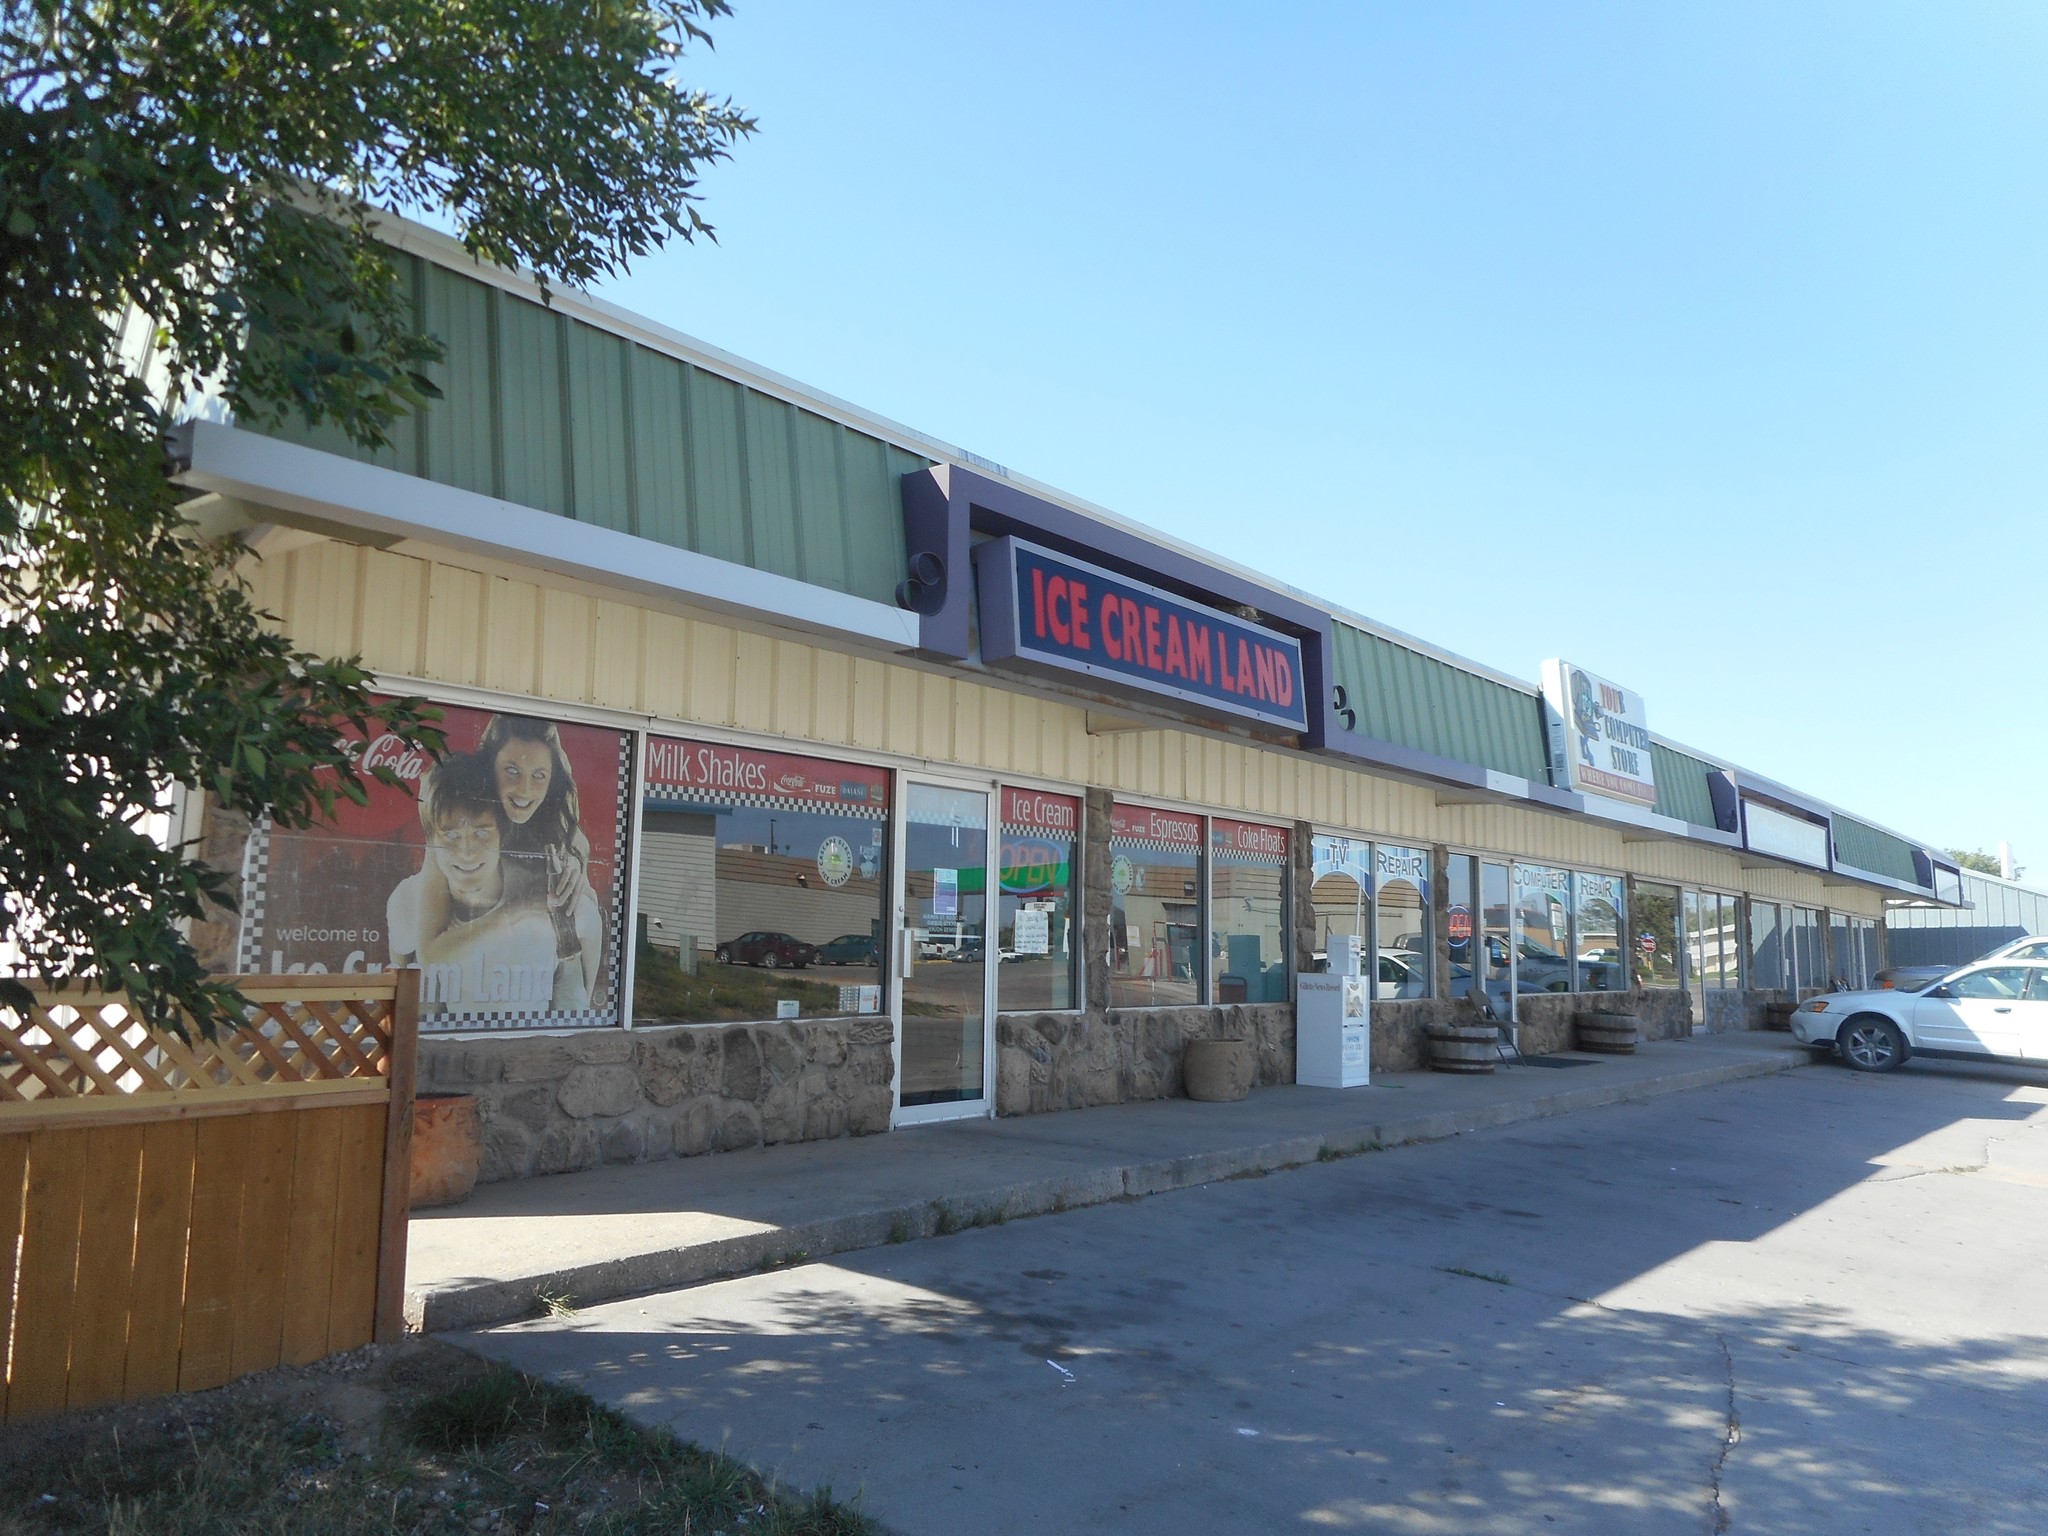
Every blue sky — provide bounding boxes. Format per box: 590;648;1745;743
592;1;2046;873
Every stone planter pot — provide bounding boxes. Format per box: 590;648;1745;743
1183;1038;1255;1102
1427;1022;1498;1074
411;1093;481;1209
1575;1012;1640;1055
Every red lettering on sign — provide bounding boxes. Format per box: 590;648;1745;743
1121;598;1142;663
1273;654;1294;707
1164;614;1187;678
1047;575;1071;646
1217;631;1235;691
1143;604;1163;672
1254;644;1276;703
1236;638;1255;695
1187;620;1211;684
1030;565;1047;640
1071;581;1091;650
1100;594;1121;659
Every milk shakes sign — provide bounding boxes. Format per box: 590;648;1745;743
1541;660;1658;808
973;536;1310;734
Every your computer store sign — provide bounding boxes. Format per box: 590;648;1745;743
973;536;1309;734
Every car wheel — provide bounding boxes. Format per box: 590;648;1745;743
1839;1016;1906;1073
715;947;731;965
762;952;781;969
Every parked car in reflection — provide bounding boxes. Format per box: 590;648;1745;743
814;933;879;967
714;931;816;969
1876;935;2048;993
1792;958;2048;1071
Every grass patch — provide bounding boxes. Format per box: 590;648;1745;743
532;1282;577;1320
929;1200;1008;1237
1316;1136;1388;1163
0;1345;876;1536
1438;1265;1513;1286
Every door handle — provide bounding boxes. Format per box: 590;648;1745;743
1994;1006;2013;1013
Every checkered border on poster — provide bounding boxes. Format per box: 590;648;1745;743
1212;843;1290;868
235;735;633;1034
1108;831;1202;858
1000;820;1079;842
233;812;274;974
420;729;635;1035
644;781;888;822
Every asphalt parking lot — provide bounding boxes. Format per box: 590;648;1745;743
464;1057;2048;1535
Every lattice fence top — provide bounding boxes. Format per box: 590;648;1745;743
0;975;402;1107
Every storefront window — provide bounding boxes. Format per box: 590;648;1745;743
1749;901;1784;992
1210;820;1289;1002
1309;835;1372;975
1685;891;1740;990
227;699;632;1032
1573;873;1626;992
996;788;1080;1012
1634;881;1681;988
1514;864;1573;994
1830;913;1880;989
1447;854;1477;998
1109;802;1203;1007
1482;861;1513;1011
634;736;888;1024
1373;844;1431;999
1788;905;1826;992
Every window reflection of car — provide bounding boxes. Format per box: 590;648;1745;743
814;933;879;967
715;931;816;969
1376;949;1430;999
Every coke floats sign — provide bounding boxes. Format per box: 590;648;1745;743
973;535;1310;734
1211;817;1290;865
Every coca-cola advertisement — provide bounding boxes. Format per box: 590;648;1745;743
235;700;630;1031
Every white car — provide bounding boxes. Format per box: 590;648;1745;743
1791;959;2048;1071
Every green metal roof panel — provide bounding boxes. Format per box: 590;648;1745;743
1330;623;1549;781
247;252;921;607
1649;742;1721;829
1833;816;1920;884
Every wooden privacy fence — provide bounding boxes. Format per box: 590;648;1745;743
0;971;418;1425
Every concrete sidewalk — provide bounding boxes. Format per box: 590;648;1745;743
407;1029;1815;1331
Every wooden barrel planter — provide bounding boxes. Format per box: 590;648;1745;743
1184;1038;1256;1102
1574;1012;1640;1055
411;1093;482;1208
1427;1021;1498;1073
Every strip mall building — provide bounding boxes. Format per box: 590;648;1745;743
171;216;1965;1183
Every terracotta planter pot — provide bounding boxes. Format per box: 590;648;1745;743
1183;1038;1255;1102
411;1094;481;1209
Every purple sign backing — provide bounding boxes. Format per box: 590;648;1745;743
973;536;1309;733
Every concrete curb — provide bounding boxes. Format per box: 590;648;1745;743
412;1047;1807;1333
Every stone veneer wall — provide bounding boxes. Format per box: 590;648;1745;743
420;1015;894;1184
1703;989;1781;1033
992;792;1305;1117
1368;989;1696;1072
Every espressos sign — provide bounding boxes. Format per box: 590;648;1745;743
975;536;1310;733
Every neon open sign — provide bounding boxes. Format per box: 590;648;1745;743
973;536;1309;733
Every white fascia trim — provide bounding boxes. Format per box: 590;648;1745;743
172;421;921;652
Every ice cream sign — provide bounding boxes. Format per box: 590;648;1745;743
1540;660;1659;809
973;536;1309;733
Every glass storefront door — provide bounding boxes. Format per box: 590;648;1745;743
895;780;994;1122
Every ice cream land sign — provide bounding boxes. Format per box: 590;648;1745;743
1541;660;1658;809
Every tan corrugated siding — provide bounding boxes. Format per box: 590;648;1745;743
248;538;1887;909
